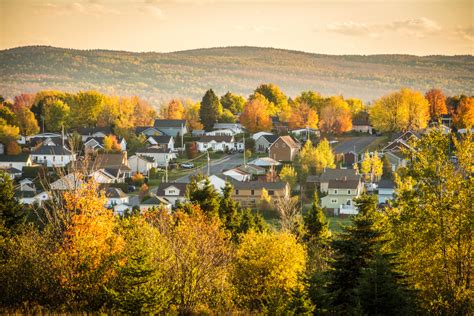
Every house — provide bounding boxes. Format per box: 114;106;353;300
84;136;127;152
290;128;320;140
255;134;279;153
318;168;361;193
384;151;408;171
251;131;274;141
28;135;63;147
213;123;245;135
89;169;117;184
135;126;163;136
378;179;395;204
383;130;420;152
113;203;133;216
155;182;188;205
139;195;172;212
105;187;129;207
50;173;85;190
271;116;289;133
232;181;289;208
128;155;156;176
196;135;237;152
135;147;177;167
94;152;132;181
192;130;205;137
14;190;49;205
26;132;61;143
351;112;373;134
321;178;364;215
0;153;33;171
0;167;22;179
248;157;281;168
238;164;269;181
74;127;113;141
268;136;300;162
145;135;175;151
223;168;252;182
31;144;75;167
205;129;236;137
199;175;227;194
153;119;187;137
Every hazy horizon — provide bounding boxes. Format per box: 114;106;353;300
1;0;472;56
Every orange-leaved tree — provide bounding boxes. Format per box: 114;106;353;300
288;101;318;129
319;96;352;134
425;88;448;120
240;93;273;133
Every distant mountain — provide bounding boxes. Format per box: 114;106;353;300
1;45;473;104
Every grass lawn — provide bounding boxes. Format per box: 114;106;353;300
327;216;353;233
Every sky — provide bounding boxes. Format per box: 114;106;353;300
1;0;473;55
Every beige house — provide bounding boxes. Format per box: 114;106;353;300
321;179;363;215
268;136;300;162
232;181;289;208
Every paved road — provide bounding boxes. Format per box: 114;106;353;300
174;153;245;183
332;136;382;154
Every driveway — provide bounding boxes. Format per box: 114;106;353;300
174;153;244;183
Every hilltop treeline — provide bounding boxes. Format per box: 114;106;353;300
1;46;473;102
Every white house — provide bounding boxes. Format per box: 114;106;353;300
251;131;273;141
0;154;33;171
196;135;237;152
145;135;175;151
223;168;252;182
128;155;157;175
89;169;117;184
155;182;188;205
378;179;395;204
213;123;245;135
31;145;75;167
205;129;236;136
135;147;177;167
198;175;227;194
15;190;49;205
105;187;129;207
84;136;127;152
321;179;364;215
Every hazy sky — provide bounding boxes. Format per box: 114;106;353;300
1;0;473;55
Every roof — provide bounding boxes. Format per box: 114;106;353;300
237;164;266;175
153;119;186;128
141;195;170;205
147;135;173;143
328;179;360;190
0;153;30;162
156;182;188;196
75;126;113;135
0;167;22;174
260;134;279;144
232;181;287;190
95;153;126;168
136;147;172;154
271;135;300;149
198;135;234;143
105;187;127;198
135;126;160;134
32;145;72;155
213;123;243;129
319;168;360;182
378;179;395;189
352;112;370;126
15;190;37;198
130;154;155;163
248;157;281;167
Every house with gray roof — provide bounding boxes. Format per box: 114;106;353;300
153;119;187;137
255;134;279;153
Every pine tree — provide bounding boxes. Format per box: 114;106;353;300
199;89;222;131
219;182;241;235
186;177;220;217
0;171;26;235
304;193;331;243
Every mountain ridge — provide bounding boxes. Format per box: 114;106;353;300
1;45;472;104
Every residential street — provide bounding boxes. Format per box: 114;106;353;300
174;153;245;183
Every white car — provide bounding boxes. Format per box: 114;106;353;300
180;162;195;169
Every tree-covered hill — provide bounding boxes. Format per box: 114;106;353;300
1;45;472;104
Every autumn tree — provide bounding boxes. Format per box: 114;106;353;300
68;91;105;128
199;89;222;131
6;141;21;155
233;231;309;313
239;93;273;132
0;105;16;125
44;99;70;132
183;99;203;131
12;106;39;136
294;91;324;113
288;101;318;129
388;130;473;314
0;123;20;145
58;181;124;310
279;165;298;188
319;96;352;134
131;96;156;127
0;171;26;234
252;83;289;118
220;91;245;115
370;88;430;132
103;134;122;152
161;99;185;120
360;151;383;182
346;98;365;114
425;88;448;120
453;96;474;128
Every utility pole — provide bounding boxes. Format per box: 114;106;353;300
243;134;246;166
181;123;184;152
165;156;169;183
207;150;210;176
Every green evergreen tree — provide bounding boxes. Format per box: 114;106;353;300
304;192;331;243
199;89;222;131
0;171;26;235
218;182;240;234
186;177;220;217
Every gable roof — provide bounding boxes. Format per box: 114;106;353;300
95;153;127;168
270;135;300;149
32;145;73;155
198;135;234;143
147;135;173;144
155;182;188;196
328;179;360;190
260;134;279;144
135;126;161;134
232;181;287;191
378;179;395;189
105;187;127;198
75;126;113;135
248;157;281;167
154;119;186;128
0;153;31;162
141;195;171;205
319;168;360;182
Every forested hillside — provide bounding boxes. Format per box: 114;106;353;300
1;45;473;104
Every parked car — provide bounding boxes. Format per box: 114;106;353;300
365;182;378;192
128;185;137;192
180;162;195;169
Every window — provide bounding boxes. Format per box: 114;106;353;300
334;189;338;194
268;190;274;196
331;199;338;203
168;189;175;194
235;189;239;195
347;190;351;194
347;200;351;205
275;143;279;148
251;190;255;195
